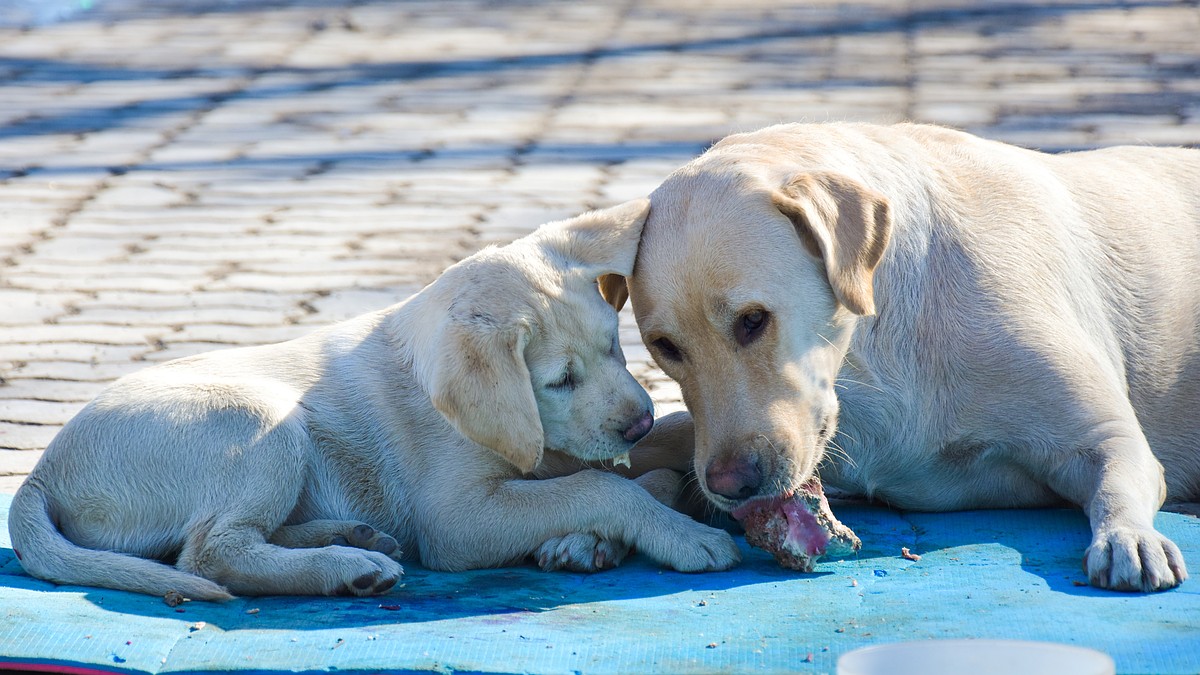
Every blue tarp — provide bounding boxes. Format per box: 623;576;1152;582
1;494;1197;674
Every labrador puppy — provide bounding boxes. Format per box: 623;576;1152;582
604;122;1200;592
8;200;739;601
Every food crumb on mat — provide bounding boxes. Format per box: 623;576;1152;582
901;547;921;561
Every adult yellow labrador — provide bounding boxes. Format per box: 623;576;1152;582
9;201;738;601
605;122;1200;592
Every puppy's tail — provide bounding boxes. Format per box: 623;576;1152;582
7;481;233;602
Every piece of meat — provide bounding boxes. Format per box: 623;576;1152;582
733;479;860;571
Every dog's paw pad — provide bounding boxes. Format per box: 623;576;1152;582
333;552;404;597
351;571;379;590
536;533;629;572
330;524;403;560
371;574;399;594
370;536;398;556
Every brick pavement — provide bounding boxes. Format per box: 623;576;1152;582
1;0;1199;491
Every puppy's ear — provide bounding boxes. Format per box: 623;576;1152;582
533;199;650;310
773;171;892;316
422;315;544;473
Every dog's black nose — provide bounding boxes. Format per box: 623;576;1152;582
705;455;763;501
622;411;654;442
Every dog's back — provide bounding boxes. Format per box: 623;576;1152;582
915;129;1200;499
823;124;1200;501
1049;145;1200;499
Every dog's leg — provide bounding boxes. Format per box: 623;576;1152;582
420;469;739;573
535;533;630;572
532;468;682;572
624;417;733;529
269;521;403;561
1162;502;1200;517
1048;432;1188;592
182;523;402;596
174;423;403;597
634;467;685;506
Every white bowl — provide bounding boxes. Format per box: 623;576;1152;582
837;639;1115;675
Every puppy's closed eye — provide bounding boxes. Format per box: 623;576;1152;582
548;368;576;391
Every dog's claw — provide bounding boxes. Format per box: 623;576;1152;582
1085;527;1187;592
536;533;630;572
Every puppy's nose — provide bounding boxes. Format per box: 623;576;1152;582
705;455;763;501
622;411;654;442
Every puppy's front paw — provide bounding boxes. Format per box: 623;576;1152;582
1085;527;1187;592
643;519;741;573
536;533;629;572
332;550;404;597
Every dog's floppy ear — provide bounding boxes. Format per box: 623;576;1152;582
772;171;892;316
534;199;650;311
597;274;629;311
420;311;544;473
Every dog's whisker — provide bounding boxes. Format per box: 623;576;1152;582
835;376;885;395
832;428;858;445
824;442;858;470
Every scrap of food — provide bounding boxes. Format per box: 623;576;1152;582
734;479;860;571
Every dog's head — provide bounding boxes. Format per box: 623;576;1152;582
409;200;654;473
603;146;892;512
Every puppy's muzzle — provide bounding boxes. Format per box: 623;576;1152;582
622;411;654;442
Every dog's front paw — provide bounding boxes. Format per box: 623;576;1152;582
536;533;629;572
642;518;741;573
1085;527;1188;592
331;550;404;597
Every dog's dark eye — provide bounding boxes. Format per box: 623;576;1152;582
736;309;769;347
651;337;684;363
549;368;576;390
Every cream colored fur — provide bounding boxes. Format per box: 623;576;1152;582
8;200;739;601
616;122;1200;592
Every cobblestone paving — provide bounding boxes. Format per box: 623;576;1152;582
1;0;1199;490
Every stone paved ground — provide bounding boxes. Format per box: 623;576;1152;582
1;0;1199;491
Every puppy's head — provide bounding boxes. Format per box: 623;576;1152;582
411;200;654;473
608;153;891;512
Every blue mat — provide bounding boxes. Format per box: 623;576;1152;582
1;494;1197;674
